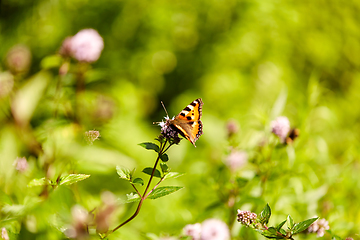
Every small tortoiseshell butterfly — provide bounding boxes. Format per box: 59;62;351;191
157;98;203;147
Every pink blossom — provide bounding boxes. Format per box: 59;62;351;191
271;116;290;143
183;223;201;240
70;29;104;62
225;150;248;171
200;219;230;240
13;157;28;173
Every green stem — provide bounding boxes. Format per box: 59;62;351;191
106;140;169;237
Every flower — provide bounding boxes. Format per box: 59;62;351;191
226;119;239;137
225;150;248;172
13;157;28;173
65;205;91;240
85;130;100;144
6;44;32;73
183;223;201;240
237;210;257;226
158;117;181;144
70;29;104;62
200;219;230;240
308;218;330;237
95;191;117;233
271;116;290;143
1;228;9;240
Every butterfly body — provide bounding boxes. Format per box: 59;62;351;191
160;98;203;147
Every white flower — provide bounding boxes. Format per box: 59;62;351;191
183;223;201;240
200;219;230;240
308;218;330;237
70;29;104;62
225;150;248;171
271;116;290;143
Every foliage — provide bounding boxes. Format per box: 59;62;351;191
1;0;360;239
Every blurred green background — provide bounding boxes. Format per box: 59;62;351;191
1;0;360;239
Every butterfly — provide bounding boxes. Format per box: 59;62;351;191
157;98;203;147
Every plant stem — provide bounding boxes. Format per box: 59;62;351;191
107;140;168;237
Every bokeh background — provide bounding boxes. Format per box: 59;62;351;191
1;0;360;239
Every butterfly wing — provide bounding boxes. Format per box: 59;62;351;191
171;98;203;147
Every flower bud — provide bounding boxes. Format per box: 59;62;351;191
271;116;290;143
237;210;257;226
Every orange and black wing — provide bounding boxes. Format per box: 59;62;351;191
172;98;203;146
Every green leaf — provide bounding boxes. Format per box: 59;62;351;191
259;203;271;225
292;217;319;234
116;166;131;180
147;186;183;200
132;178;144;186
276;220;287;231
287;215;294;229
160;153;169;162
236;177;248;188
261;227;282;239
164;172;185;179
160;162;170;174
40;54;62;69
122;192;141;203
27;177;52;187
59;174;90;185
11;71;50;125
138;142;159;152
142;167;162;178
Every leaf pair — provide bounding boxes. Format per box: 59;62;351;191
28;174;90;187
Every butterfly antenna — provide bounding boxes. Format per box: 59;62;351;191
161;101;169;118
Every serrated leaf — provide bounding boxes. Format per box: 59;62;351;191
164;172;185;179
116;166;131;180
132;178;144;186
276;220;287;231
142;167;162;178
287;215;294;229
160;162;170;174
292;217;319;234
259;203;271;225
59;174;90;185
138;142;159;152
27;177;52;187
160;153;169;162
147;186;183;200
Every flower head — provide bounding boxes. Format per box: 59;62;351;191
200;219;230;240
64;29;104;63
237;210;257;226
226;119;239;137
183;223;201;240
6;45;32;74
13;157;28;173
308;218;330;237
225;150;248;172
65;205;91;240
271;116;290;143
85;130;100;144
95;191;117;233
158;117;181;144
